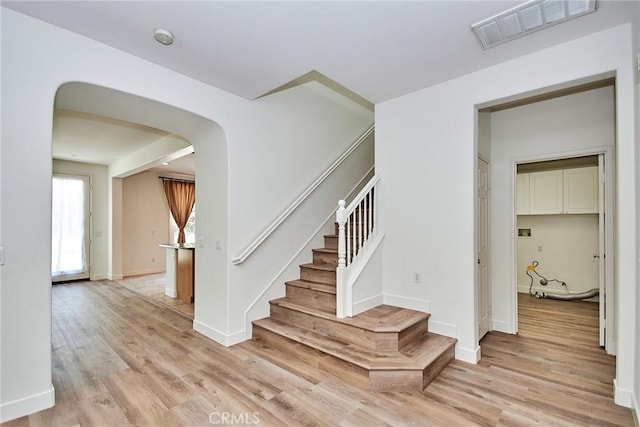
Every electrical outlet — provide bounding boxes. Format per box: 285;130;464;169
215;240;222;250
0;247;4;265
413;272;421;283
538;245;543;252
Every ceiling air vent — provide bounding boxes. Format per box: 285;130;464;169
471;0;597;49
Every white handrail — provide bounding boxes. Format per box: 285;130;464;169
232;124;374;265
336;174;379;317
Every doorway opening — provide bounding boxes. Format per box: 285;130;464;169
475;78;617;361
515;152;614;354
52;173;91;282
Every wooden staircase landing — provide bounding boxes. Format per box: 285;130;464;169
251;226;456;392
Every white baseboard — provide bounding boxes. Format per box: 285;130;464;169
352;294;383;316
193;319;247;347
383;294;431;313
89;273;109;281
428;320;457;338
123;268;165;277
164;288;177;298
108;274;123;280
455;345;481;364
0;385;55;423
632;392;639;427
614;379;635;409
492;319;515;334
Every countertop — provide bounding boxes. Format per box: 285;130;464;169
159;243;196;249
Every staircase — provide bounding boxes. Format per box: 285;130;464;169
252;223;457;392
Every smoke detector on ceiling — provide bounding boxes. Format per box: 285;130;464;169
153;28;174;46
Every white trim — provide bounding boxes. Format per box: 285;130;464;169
383;294;431;313
108;274;124;280
491;319;515;333
122;268;165;277
613;379;634;409
164;288;177;298
352;293;383;315
89;273;109;281
193;320;246;347
0;385;55;423
455;345;481;364
343;174;380;214
232;124;374;265
429;320;457;338
510;146;615;345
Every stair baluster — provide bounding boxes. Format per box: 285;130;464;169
336;175;379;318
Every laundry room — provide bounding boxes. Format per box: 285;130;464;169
516;156;601;301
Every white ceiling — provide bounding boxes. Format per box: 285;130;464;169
53;108;196;175
4;0;636;174
53;109;172;164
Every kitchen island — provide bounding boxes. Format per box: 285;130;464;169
159;244;195;303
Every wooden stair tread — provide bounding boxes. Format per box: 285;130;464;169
285;279;336;294
253;318;452;371
312;248;338;254
400;333;457;366
270;298;429;333
299;262;336;272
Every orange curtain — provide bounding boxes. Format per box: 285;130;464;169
162;179;195;244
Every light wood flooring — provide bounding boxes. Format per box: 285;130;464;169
2;282;634;426
114;273;194;319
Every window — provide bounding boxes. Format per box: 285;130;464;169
52;174;90;281
171;205;195;244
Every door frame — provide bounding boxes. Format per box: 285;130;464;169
511;146;615;354
51;172;92;282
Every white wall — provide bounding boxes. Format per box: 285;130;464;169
517;215;599;295
52;160;109;280
0;8;373;421
122;171;169;276
376;24;637;408
633;2;640;418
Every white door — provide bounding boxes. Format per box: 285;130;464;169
477;158;491;339
52;174;90;282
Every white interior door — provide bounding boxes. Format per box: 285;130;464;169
52;174;90;282
477;158;491;339
598;153;615;354
598;154;605;347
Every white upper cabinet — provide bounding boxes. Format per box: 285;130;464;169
563;166;599;214
529;170;564;214
517;166;599;215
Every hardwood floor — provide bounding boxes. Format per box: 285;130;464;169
2;282;633;426
114;273;194;319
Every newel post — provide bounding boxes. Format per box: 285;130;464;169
336;200;347;268
336;200;348;318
